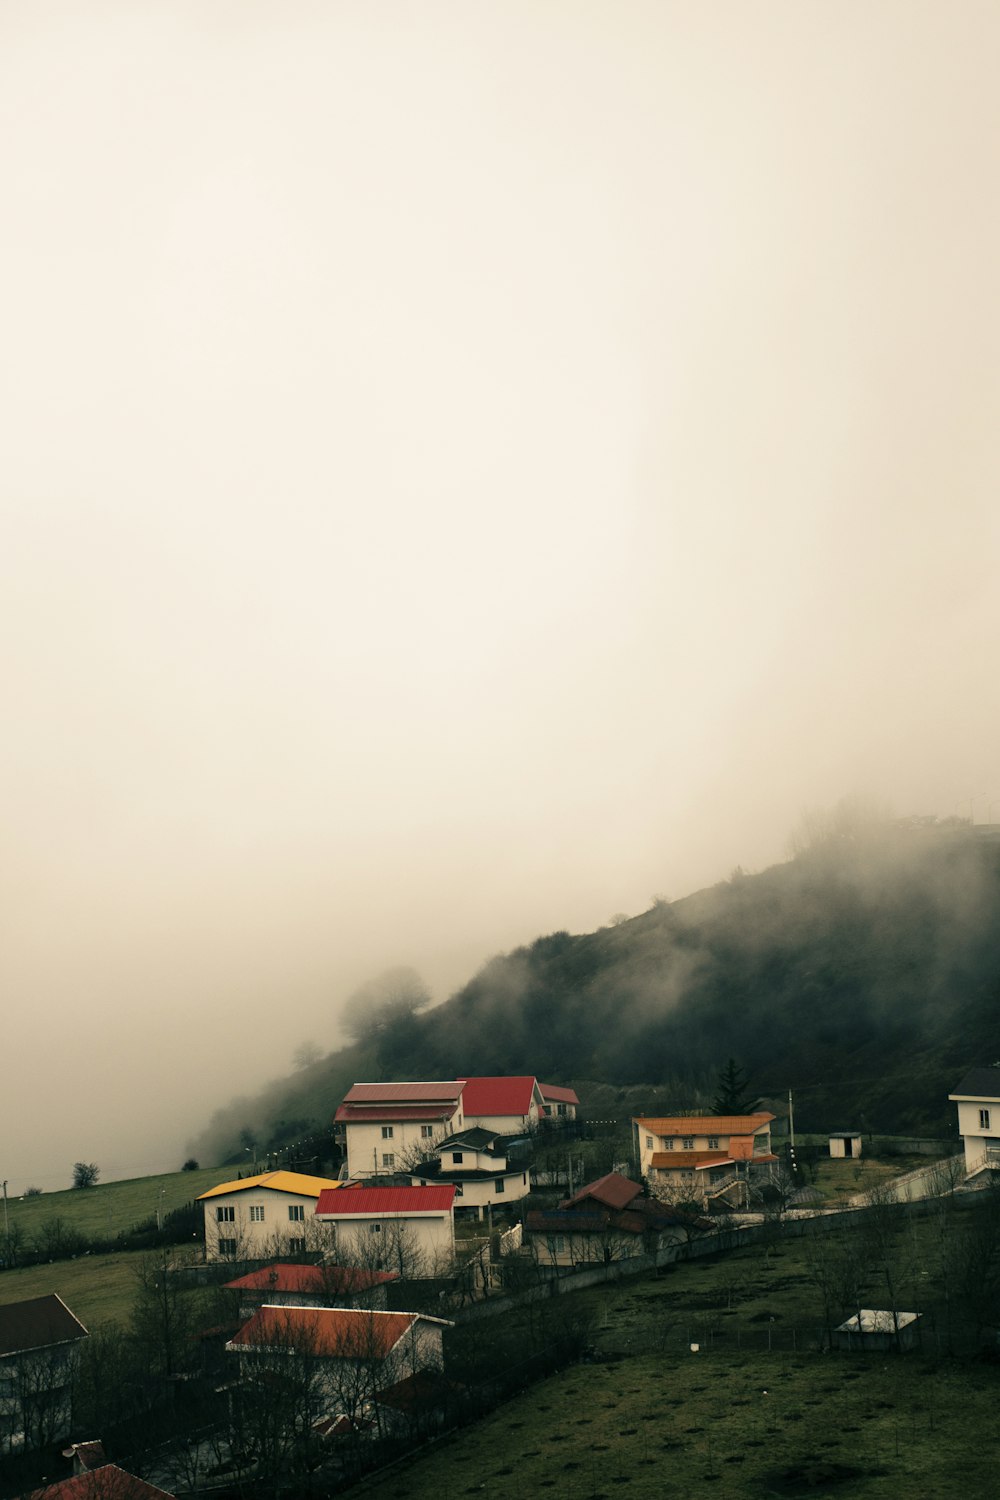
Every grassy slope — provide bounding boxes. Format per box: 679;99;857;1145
2;1166;233;1244
0;1253;153;1328
359;1213;1000;1500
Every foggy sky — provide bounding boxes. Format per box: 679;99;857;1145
3;2;999;1190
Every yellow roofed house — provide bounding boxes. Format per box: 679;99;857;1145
196;1170;351;1263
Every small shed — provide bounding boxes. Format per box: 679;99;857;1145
833;1310;921;1352
829;1131;863;1159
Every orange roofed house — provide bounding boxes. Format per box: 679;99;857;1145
632;1111;777;1209
225;1305;452;1431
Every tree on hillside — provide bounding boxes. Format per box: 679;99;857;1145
712;1059;753;1115
72;1162;100;1189
341;966;431;1043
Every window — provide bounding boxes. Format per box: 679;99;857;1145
369;1223;382;1235
682;1137;694;1151
249;1205;265;1222
381;1126;394;1139
288;1238;305;1254
382;1152;395;1168
421;1125;434;1138
454;1183;463;1196
288;1204;305;1222
543;1106;552;1117
523;1172;527;1185
980;1108;992;1130
661;1137;674;1150
549;1234;565;1255
218;1238;237;1258
216;1205;235;1223
495;1178;505;1193
452;1152;464;1164
707;1137;719;1149
557;1104;566;1116
645;1135;653;1149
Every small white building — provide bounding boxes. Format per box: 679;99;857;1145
407;1127;530;1218
833;1310;921;1352
948;1065;1000;1177
829;1132;863;1159
197;1170;349;1262
314;1184;456;1276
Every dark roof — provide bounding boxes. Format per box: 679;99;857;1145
411;1162;523;1184
950;1065;1000;1101
435;1127;500;1151
561;1172;641;1212
0;1294;88;1357
527;1195;705;1239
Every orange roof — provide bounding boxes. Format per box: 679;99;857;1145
228;1305;418;1359
197;1170;345;1202
635;1113;774;1135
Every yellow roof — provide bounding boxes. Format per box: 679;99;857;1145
197;1170;345;1201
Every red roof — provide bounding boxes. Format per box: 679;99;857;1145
540;1083;580;1106
342;1082;463;1104
223;1262;396;1294
315;1184;456;1217
561;1172;640;1212
459;1076;539;1117
229;1305;417;1359
32;1468;175;1499
336;1102;459;1123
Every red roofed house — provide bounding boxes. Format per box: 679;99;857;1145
540;1083;580;1122
524;1172;707;1267
458;1076;545;1135
0;1294;89;1455
336;1082;466;1180
226;1304;452;1433
223;1262;398;1317
315;1185;456;1276
632;1113;777;1209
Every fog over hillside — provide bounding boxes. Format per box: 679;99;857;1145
4;3;1000;1190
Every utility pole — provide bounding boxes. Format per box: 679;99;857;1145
2;1181;8;1258
788;1089;795;1149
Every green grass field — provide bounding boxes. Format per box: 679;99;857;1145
1;1166;232;1246
355;1207;1000;1500
0;1252;158;1328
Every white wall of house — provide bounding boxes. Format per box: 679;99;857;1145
318;1212;455;1273
954;1099;1000;1172
411;1167;530;1217
204;1188;331;1263
345;1115;459;1178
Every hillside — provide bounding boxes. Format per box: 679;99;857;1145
189;823;1000;1162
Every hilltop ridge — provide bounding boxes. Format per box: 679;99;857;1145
189;821;1000;1163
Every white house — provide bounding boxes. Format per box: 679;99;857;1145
540;1083;580;1122
0;1294;89;1455
197;1170;350;1262
632;1112;777;1208
225;1304;452;1432
314;1184;457;1276
335;1082;465;1179
407;1127;530;1218
948;1065;1000;1176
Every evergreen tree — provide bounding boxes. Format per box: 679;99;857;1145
713;1058;753;1114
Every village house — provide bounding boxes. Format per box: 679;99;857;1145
335;1082;466;1179
948;1064;1000;1177
197;1170;350;1262
539;1083;580;1122
314;1184;457;1276
407;1127;530;1217
223;1262;398;1317
225;1304;452;1432
336;1076;581;1183
0;1294;89;1456
525;1171;706;1267
632;1111;777;1208
29;1467;177;1499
